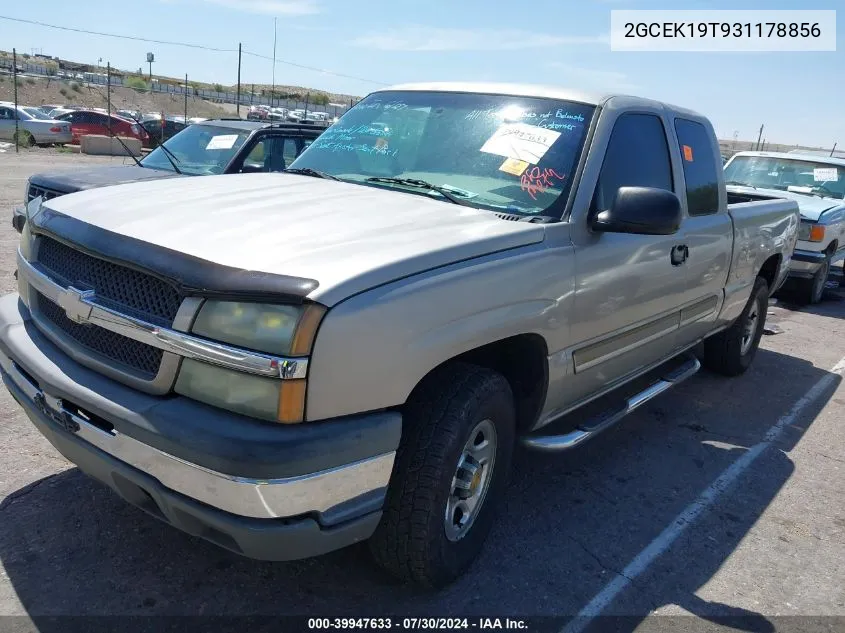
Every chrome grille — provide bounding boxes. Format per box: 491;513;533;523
27;184;63;204
36;291;163;379
37;237;182;327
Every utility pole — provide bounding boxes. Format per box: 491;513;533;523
271;17;277;108
236;42;242;117
755;124;764;151
13;48;19;153
107;62;112;136
304;93;309;119
830;142;837;157
185;73;188;124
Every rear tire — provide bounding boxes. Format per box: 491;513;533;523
797;256;830;305
703;276;768;377
369;362;515;587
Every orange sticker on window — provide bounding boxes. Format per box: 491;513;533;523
499;157;530;176
683;145;694;162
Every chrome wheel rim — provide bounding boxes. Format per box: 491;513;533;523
444;419;497;542
740;301;760;355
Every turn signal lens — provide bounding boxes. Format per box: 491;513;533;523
291;304;327;356
278;379;307;424
808;225;826;242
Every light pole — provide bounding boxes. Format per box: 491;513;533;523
271;17;277;108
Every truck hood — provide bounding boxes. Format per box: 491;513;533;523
729;185;844;222
42;173;545;306
30;165;182;195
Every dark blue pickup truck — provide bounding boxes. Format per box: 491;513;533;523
13;119;323;232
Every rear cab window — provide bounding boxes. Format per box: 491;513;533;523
674;119;721;216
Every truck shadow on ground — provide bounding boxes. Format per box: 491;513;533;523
0;348;840;633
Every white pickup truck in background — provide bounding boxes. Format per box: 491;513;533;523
725;151;845;303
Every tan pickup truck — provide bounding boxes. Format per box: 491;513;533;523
2;83;798;587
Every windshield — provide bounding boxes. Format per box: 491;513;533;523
23;107;49;120
139;124;251;175
290;90;595;216
725;155;845;200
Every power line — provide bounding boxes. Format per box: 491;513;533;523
242;49;387;86
0;14;388;86
0;15;237;52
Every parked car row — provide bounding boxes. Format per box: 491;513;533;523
248;104;333;126
2;82;824;590
1;101;218;148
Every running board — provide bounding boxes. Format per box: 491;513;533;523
521;356;701;452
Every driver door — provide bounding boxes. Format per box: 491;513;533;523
562;111;688;407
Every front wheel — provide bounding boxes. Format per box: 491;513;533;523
13;130;34;147
703;276;768;377
797;256;830;305
369;363;515;587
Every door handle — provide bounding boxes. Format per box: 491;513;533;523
671;245;689;266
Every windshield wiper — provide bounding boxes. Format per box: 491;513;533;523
156;143;183;174
110;133;143;168
284;167;341;181
725;180;757;189
364;177;466;205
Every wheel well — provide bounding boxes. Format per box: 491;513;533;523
757;254;781;290
826;240;838;256
413;334;549;432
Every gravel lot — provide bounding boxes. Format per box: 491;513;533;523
0;150;844;631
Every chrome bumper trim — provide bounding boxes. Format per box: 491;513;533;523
16;249;308;380
1;349;394;520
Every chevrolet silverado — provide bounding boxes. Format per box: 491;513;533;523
2;83;799;587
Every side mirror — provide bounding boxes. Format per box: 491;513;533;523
593;186;682;236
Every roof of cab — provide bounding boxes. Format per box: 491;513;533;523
372;82;707;121
731;150;845;168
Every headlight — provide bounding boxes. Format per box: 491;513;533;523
191;301;325;356
180;300;325;423
798;221;825;242
175;359;287;422
20;215;33;261
175;360;307;423
19;195;42;261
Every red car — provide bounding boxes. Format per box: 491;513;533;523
54;110;149;145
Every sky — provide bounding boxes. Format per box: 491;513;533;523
0;0;842;147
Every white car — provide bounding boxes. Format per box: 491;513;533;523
0;103;73;146
725;151;845;303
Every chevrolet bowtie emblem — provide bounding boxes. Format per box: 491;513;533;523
58;287;95;324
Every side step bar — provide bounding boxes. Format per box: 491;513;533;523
521;356;701;452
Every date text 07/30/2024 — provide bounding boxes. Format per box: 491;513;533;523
307;618;529;630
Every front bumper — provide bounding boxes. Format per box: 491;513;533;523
0;293;401;560
789;249;827;279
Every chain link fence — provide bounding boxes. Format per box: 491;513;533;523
0;56;356;116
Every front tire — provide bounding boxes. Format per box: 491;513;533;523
797;256;830;305
13;130;34;147
703;276;768;377
369;362;515;587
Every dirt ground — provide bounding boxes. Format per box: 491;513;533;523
0;150;844;631
0;75;233;120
